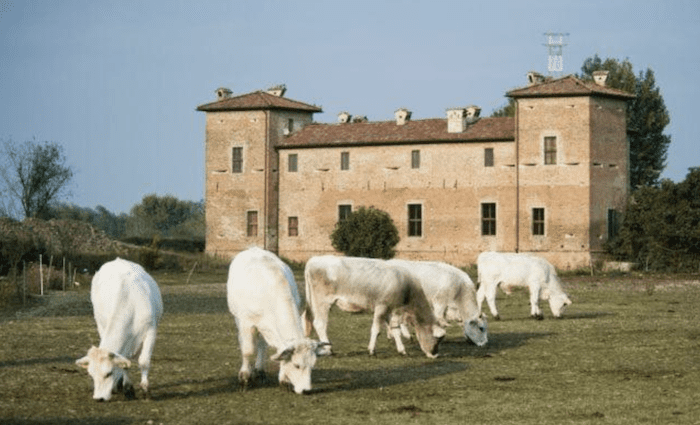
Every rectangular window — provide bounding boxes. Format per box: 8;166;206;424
288;216;298;237
408;204;422;237
532;208;545;236
246;211;258;237
608;209;619;240
544;136;557;165
232;147;243;173
338;204;352;222
481;203;496;236
287;118;294;133
288;153;298;172
484;148;494;167
411;150;420;169
340;151;350;170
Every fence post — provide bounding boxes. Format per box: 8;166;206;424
62;257;66;291
22;261;26;305
40;254;44;296
47;255;54;291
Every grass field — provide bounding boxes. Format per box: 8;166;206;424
1;268;698;424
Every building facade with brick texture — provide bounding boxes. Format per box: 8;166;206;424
197;73;633;269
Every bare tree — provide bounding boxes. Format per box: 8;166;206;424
0;138;73;219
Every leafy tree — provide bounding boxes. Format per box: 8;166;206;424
127;194;202;239
330;206;400;259
0;139;73;219
579;55;671;187
608;168;700;271
49;202;128;239
490;98;516;117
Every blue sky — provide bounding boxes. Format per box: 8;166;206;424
1;0;698;214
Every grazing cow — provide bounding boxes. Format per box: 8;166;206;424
476;252;572;320
76;258;163;401
303;255;443;358
388;259;488;347
227;247;326;394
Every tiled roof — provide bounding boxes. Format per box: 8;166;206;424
277;117;514;149
507;75;635;100
196;90;323;112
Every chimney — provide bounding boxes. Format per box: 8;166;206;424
266;84;287;97
338;111;352;124
446;108;466;133
466;105;481;122
527;71;545;85
593;70;609;86
395;108;412;125
215;87;232;101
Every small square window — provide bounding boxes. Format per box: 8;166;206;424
288;216;298;237
484;148;494;167
338;204;352;222
408;204;422;237
411;150;420;169
288;154;298;172
340;152;350;170
232;147;243;173
544;136;557;165
532;208;545;236
246;211;258;237
481;203;496;236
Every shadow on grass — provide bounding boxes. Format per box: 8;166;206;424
0;355;76;369
310;360;468;394
0;418;132;425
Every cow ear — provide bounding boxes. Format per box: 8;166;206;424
271;347;294;362
108;352;131;369
76;356;91;369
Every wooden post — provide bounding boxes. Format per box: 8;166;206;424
47;255;54;291
62;257;66;291
68;262;72;290
22;261;26;305
40;254;44;296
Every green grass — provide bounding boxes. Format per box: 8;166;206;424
0;271;698;424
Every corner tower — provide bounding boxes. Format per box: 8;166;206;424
196;86;322;257
508;74;634;267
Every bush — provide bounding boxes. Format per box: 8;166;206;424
330;206;400;259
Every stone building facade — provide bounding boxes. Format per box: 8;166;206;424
197;73;633;269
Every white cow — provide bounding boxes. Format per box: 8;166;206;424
476;252;572;320
388;259;488;347
303;255;443;358
76;258;163;401
227;247;326;395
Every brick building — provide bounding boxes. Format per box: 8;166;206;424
196;72;634;269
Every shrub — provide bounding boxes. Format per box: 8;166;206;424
330;206;400;259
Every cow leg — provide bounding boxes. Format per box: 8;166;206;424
369;305;397;356
253;335;269;384
387;313;407;355
480;283;500;320
529;286;544;320
236;319;256;390
136;327;157;395
311;302;334;355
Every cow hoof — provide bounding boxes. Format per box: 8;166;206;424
124;384;136;400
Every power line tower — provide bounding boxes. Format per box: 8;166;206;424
543;32;568;77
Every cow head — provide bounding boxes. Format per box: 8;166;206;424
549;293;572;318
464;313;488;346
412;323;441;359
76;346;132;402
271;340;328;395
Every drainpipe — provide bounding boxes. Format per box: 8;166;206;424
264;110;269;251
515;99;520;253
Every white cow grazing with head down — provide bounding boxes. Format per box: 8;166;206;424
476;252;572;320
303;255;443;358
227;247;326;395
77;258;163;401
388;259;488;347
